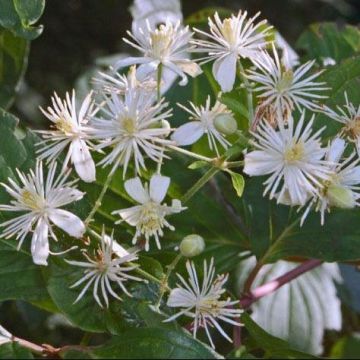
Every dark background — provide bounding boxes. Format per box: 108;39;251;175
3;0;360;353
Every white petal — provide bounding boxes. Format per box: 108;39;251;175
31;219;49;266
327;138;345;163
342;166;360;185
244;151;280;176
171;121;204;146
167;288;195;308
124;177;149;204
48;209;85;238
178;61;203;77
71;139;96;183
212;53;237;92
150;174;170;203
136;62;159;80
103;235;129;257
116;206;141;226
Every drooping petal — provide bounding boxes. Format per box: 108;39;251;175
124;177;149;204
31;218;49;266
149;174;170;203
171;121;204;146
48;209;85;238
71;138;96;183
212;53;237;92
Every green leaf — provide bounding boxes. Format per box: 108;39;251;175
61;328;218;359
0;342;33;359
228;171;245;197
0;0;45;40
330;333;360;359
188;160;209;170
185;7;232;27
241;313;316;359
0;29;29;109
297;22;360;64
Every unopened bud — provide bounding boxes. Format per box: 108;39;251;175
180;234;205;258
214;113;237;135
327;184;356;209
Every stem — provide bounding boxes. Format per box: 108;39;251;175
157;63;163;102
85;158;121;226
243;261;264;293
237;60;254;125
225;160;244;169
181;166;220;204
169;145;213;162
240;259;323;309
156;148;164;174
155;254;182;308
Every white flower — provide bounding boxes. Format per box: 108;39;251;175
301;138;360;225
244;114;332;206
93;65;157;96
114;20;201;86
0;162;85;266
0;325;12;345
322;92;360;153
192;11;271;92
66;229;141;307
248;44;328;126
37;90;96;183
171;96;231;155
274;32;299;69
113;174;185;251
89;89;172;177
165;258;242;349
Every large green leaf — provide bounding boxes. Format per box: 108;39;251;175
0;0;45;40
297;22;360;64
61;328;217;359
0;342;33;359
0;30;29;109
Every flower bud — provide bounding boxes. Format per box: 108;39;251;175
180;234;205;258
214;113;238;135
327;184;356;209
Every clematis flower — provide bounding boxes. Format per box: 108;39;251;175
0;161;85;266
66;228;141;307
165;258;243;349
115;20;201;86
192;11;271;92
244;114;332;206
113;174;185;251
37;90;96;183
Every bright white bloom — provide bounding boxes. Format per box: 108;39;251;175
66;229;141;308
93;65;157;96
90;88;172;177
244;114;332;206
301;138;360;225
115;20;201;86
248;44;328;125
172;96;231;155
165;258;243;349
322;92;360;153
37;90;96;183
113;175;185;251
192;11;271;92
274;32;299;69
0;162;85;266
0;325;12;345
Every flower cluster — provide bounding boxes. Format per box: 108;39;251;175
1;2;359;351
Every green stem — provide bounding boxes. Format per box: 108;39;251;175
155;253;183;308
169;145;213;162
237;60;254;125
181;166;220;204
226;160;244;169
84;158;121;226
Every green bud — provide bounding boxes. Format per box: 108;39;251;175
214;113;238;135
327;184;356;209
180;234;205;258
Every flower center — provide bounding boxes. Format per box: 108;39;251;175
284;142;304;164
21;190;44;211
276;70;294;93
344;116;360;139
139;202;164;234
121;116;137;135
221;18;237;47
55;117;74;134
150;25;172;60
